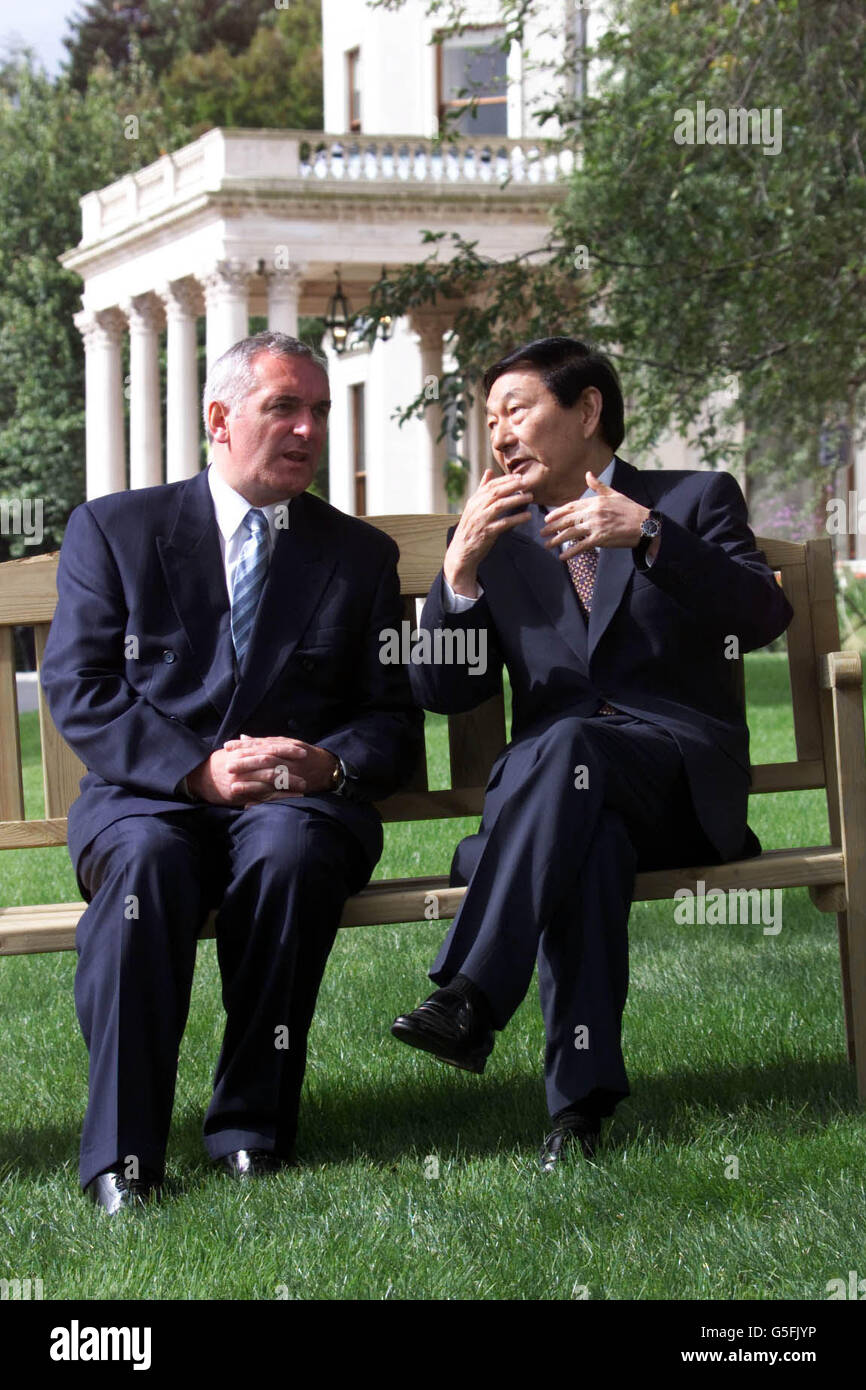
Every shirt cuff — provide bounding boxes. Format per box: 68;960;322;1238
443;576;485;612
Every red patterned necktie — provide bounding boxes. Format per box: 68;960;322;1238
565;547;617;715
566;547;598;618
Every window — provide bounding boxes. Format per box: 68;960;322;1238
351;384;366;515
438;26;507;136
347;48;361;133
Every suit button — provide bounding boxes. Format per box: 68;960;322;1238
163;650;176;664
300;657;314;672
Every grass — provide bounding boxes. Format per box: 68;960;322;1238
0;652;864;1301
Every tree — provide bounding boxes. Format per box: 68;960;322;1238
62;0;279;91
159;4;323;135
0;3;323;556
361;0;866;482
0;51;178;556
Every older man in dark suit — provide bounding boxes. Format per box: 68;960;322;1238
392;337;792;1168
41;331;422;1211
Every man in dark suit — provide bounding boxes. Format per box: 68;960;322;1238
391;336;792;1168
41;331;422;1211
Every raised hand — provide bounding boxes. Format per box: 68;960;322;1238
540;471;654;559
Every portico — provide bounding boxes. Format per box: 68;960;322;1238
62;127;569;512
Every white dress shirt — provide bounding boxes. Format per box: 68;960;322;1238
207;462;292;600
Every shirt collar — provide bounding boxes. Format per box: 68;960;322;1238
207;462;292;545
580;456;616;498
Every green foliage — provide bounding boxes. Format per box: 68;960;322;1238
0;53;179;555
360;0;866;480
0;5;323;553
61;0;278;91
158;4;323;135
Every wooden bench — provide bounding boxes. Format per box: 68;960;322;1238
2;521;866;1097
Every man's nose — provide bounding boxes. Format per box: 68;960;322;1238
490;417;515;454
291;408;315;437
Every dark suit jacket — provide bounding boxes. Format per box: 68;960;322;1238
41;469;423;879
409;457;793;862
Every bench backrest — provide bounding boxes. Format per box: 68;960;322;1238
0;522;842;850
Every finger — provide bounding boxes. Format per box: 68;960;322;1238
491;509;532;533
544;493;597;520
490;490;533;515
586;470;614;494
559;539;593;560
229;778;277;797
223;753;278;773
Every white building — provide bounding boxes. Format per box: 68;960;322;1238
65;0;854;538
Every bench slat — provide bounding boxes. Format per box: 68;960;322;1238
0;629;25;821
33;624;87;818
0;846;846;955
0;552;60;624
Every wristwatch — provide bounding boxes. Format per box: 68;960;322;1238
635;508;662;562
330;756;346;793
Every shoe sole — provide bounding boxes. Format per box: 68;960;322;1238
390;1020;490;1074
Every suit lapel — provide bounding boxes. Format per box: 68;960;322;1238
217;490;336;739
588;456;654;660
157;470;235;720
502;505;588;666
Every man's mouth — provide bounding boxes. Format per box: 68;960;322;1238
507;458;534;474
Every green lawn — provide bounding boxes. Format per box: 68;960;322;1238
0;652;864;1301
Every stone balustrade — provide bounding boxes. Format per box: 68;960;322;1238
78;128;573;247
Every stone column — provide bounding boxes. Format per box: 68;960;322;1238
74;308;127;499
266;266;304;337
410;310;452;513
160;278;202;481
466;387;489;492
201;260;250;371
124;293;164;490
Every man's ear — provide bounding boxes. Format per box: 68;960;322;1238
208;399;231;444
578;386;604;439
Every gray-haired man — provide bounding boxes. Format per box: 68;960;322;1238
42;332;423;1210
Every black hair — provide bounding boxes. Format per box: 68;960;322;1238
482;337;624;452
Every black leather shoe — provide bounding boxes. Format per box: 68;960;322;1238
391;988;495;1074
219;1148;296;1178
539;1121;601;1172
84;1167;162;1213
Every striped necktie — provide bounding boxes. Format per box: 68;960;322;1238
565;546;617;715
231;508;270;670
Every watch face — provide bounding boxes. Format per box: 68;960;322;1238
642;514;661;538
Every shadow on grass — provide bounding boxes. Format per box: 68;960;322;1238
2;1055;857;1182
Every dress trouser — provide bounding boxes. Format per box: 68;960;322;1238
429;712;720;1119
74;801;369;1190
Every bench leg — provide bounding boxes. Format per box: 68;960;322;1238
823;651;866;1099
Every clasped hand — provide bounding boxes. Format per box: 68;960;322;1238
186;734;339;806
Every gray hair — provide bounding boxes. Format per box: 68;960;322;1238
202;331;329;443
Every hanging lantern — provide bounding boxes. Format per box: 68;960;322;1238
325;268;352;354
375;266;393;341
